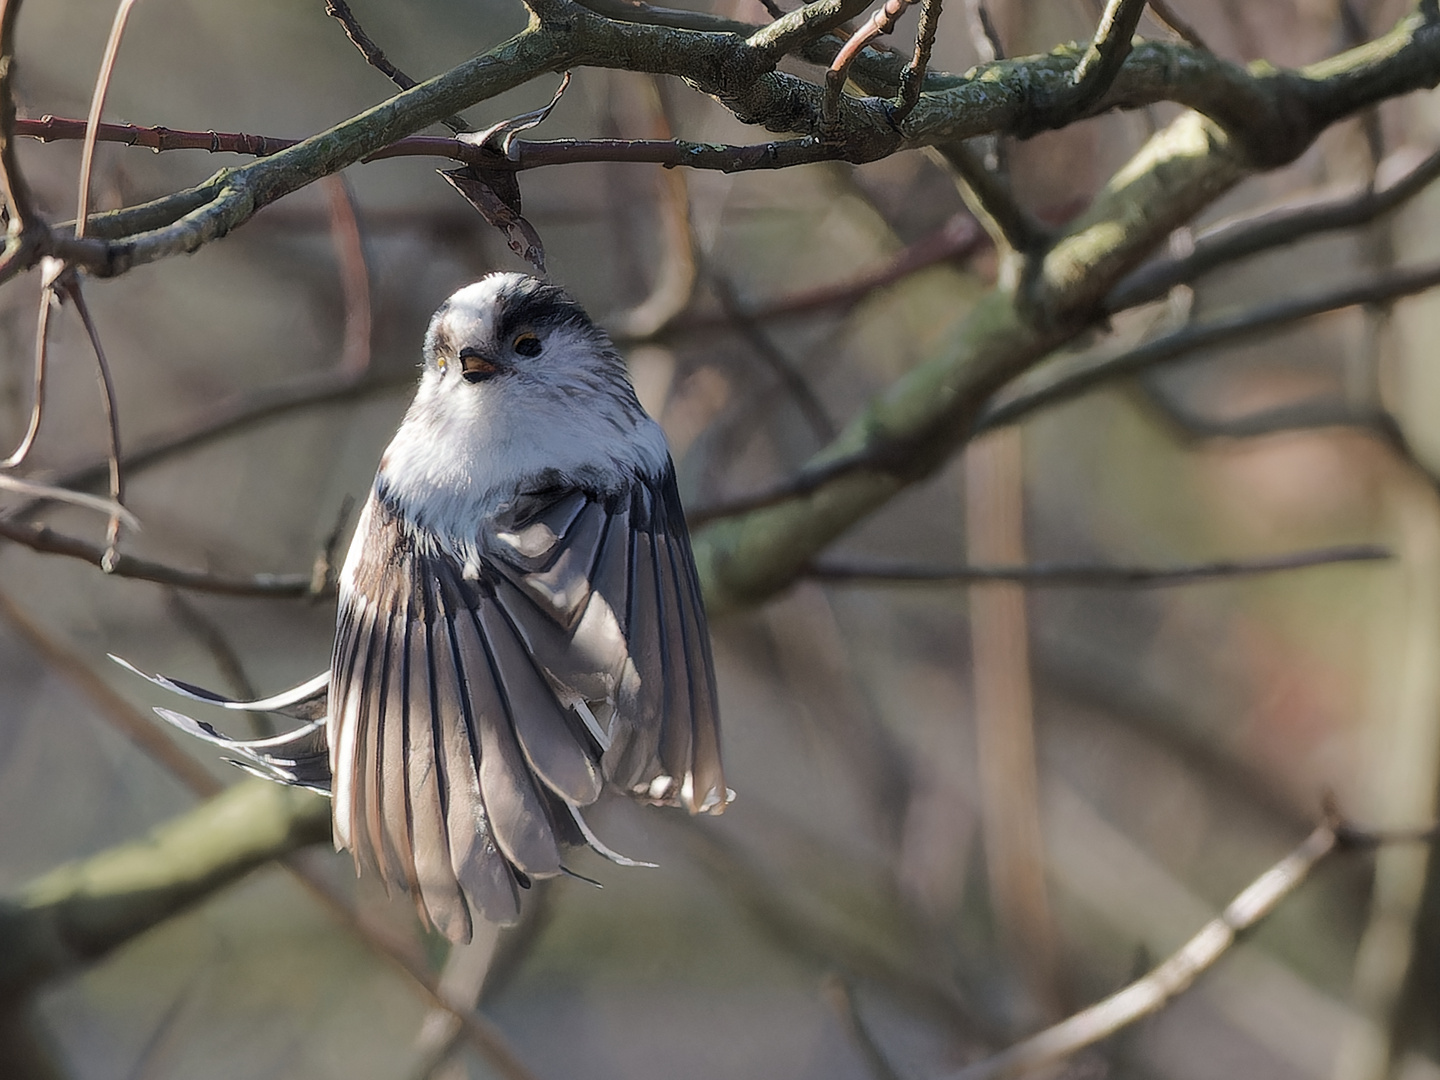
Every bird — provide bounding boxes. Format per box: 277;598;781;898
116;272;729;943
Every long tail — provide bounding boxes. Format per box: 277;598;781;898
112;656;333;793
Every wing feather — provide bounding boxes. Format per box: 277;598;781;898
484;583;603;805
431;576;521;924
406;578;470;941
380;590;423;901
443;572;564;878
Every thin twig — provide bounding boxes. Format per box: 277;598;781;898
4;371;405;522
823;0;921;133
947;824;1343;1080
1068;0;1148;114
0;516;315;596
320;174;372;378
323;0;471;134
0;261;61;467
1145;0;1210;52
16;115;847;174
807;543;1392;587
893;0;944;122
0;586;222;796
603;76;698;340
57;273;127;569
650;211;987;340
709;271;838;443
0;0;38;231
75;0;139;240
821;975;908;1080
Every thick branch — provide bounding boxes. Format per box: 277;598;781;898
0;780;330;1000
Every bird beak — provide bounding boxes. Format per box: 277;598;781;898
459;347;507;383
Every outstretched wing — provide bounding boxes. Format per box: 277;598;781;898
329;465;725;942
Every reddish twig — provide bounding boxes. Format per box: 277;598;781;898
320;174;372;378
823;0;922;132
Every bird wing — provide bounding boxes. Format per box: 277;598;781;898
329;464;725;942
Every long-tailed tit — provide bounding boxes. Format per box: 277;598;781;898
118;273;728;943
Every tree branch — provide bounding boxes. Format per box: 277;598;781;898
1109;144;1440;311
946;815;1439;1080
806;544;1392;587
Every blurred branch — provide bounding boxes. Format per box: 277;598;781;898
1146;0;1211;52
1108;144;1440;311
980;259;1440;434
652;211;988;339
672;816;995;1037
0;588;221;795
946;818;1439;1080
0;779;331;998
820;974;908;1080
931;142;1044;253
709;270;838;443
807;543;1393;586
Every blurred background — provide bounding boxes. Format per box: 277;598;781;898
3;0;1440;1077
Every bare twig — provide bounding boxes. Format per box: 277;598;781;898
984;259;1440;433
823;0;922;133
1146;0;1210;52
948;824;1343;1080
0;262;61;467
807;543;1392;586
893;0;944;122
323;0;471;133
0;473;137;524
0;0;38;232
0;517;314;596
603;76;698;340
633;211;987;340
75;0;140;240
709;271;837;443
964;0;1003;61
1068;0;1148;116
1108;145;1440;311
320;174;372;378
820;975;908;1080
57;273;127;569
0;587;222;796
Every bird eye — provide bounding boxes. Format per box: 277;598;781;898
512;332;542;358
436;356;448;372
